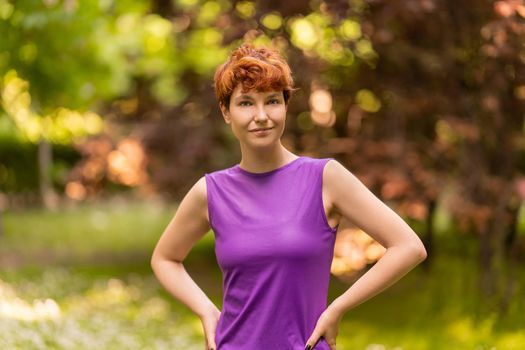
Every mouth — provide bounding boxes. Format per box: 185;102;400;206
249;127;274;132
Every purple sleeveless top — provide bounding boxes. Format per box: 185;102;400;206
204;156;339;350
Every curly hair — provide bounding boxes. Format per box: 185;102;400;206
213;42;297;111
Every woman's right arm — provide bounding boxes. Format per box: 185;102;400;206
150;175;219;320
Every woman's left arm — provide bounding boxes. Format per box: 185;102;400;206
325;159;427;316
305;159;427;350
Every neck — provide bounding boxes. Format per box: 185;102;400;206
238;141;297;173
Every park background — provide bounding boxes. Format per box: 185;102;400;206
1;0;524;349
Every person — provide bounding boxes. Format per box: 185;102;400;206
150;42;427;350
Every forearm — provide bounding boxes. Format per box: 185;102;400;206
330;244;426;317
151;259;219;318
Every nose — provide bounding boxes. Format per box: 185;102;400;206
254;104;269;122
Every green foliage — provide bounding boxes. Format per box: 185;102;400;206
2;1;123;111
287;12;369;66
0;136;39;191
0;134;80;192
1;70;105;144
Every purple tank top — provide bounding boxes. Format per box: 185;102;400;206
205;156;339;350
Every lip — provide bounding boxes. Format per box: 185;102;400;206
249;127;273;132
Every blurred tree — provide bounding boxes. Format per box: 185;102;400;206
0;0;187;207
346;0;524;315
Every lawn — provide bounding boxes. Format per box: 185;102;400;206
1;197;523;349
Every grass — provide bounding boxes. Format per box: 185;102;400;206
0;198;524;349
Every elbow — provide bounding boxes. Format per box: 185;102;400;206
398;241;427;262
150;251;163;271
150;252;182;271
414;243;427;262
150;255;158;271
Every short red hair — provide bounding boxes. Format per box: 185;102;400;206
213;42;296;110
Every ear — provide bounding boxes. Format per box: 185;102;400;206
220;104;231;124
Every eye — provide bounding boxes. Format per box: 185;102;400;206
268;99;280;104
239;101;251;106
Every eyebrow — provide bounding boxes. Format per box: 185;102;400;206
234;93;282;101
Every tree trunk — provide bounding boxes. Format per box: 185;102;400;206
498;203;520;317
478;224;495;298
38;138;59;210
478;185;516;316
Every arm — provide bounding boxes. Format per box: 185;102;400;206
324;160;427;317
150;176;219;319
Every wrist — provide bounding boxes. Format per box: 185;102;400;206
329;298;347;319
198;302;220;320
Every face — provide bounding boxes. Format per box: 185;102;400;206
220;84;288;148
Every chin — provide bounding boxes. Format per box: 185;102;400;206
244;138;279;148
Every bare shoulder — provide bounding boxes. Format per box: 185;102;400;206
192;175;207;202
323;159;370;211
323;159;352;186
163;174;209;231
150;175;210;264
324;158;344;173
322;158;378;226
189;175;209;222
322;159;355;204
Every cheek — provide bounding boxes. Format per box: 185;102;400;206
261;103;283;114
229;119;249;139
271;108;287;124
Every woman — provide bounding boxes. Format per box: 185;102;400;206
150;43;427;350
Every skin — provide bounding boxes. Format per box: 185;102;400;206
150;83;428;350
